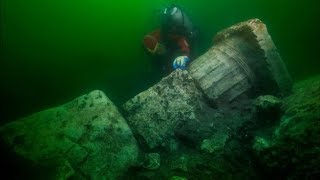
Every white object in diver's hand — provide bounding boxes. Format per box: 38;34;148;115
173;56;189;70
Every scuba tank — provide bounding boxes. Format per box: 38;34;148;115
160;5;197;42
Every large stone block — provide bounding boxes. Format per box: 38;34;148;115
123;70;214;149
0;90;138;179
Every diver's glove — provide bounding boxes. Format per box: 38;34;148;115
173;56;189;70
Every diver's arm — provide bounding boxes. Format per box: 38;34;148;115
177;37;190;56
143;29;166;55
172;37;190;70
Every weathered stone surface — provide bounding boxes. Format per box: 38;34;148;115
122;70;255;157
246;19;293;95
188;19;292;103
0;90;139;179
123;70;214;149
253;75;320;179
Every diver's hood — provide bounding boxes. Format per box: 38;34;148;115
161;6;195;39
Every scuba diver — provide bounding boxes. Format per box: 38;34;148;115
143;5;198;74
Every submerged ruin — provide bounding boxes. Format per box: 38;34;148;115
1;19;319;179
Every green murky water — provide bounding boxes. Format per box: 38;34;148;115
1;0;319;121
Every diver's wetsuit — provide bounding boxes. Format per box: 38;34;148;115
143;5;198;74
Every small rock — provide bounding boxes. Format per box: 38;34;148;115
143;153;161;170
252;137;270;152
254;95;282;111
200;132;229;154
170;155;188;172
170;176;187;180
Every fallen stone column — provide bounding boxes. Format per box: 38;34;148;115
0;90;139;179
188;19;292;103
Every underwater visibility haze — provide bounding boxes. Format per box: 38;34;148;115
1;0;319;121
0;0;320;179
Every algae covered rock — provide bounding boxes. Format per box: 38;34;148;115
253;75;320;179
0;90;139;179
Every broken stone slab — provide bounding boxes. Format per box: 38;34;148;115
188;19;292;103
0;90;139;179
123;70;215;149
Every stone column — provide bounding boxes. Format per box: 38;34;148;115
188;19;292;103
